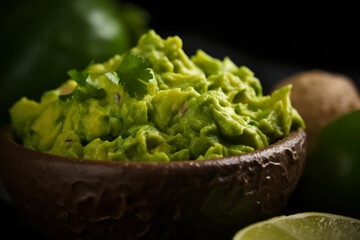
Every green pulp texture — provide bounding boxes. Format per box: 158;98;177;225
10;30;305;162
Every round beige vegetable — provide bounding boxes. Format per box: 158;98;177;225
272;69;360;147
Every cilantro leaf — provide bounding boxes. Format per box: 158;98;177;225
67;60;94;86
60;60;106;101
104;72;119;85
116;52;153;98
60;83;106;102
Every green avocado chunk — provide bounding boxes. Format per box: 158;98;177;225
9;30;305;162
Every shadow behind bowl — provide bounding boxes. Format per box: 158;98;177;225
0;126;306;240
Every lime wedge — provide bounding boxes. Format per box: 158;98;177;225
232;212;360;240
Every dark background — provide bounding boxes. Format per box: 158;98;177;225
4;0;359;91
123;0;360;92
126;1;359;67
1;0;360;238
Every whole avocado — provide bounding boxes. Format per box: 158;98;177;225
0;0;149;126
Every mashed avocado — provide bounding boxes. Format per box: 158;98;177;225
9;30;304;162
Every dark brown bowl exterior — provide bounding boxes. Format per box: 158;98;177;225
0;126;306;240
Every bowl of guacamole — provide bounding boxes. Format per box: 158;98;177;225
0;30;306;239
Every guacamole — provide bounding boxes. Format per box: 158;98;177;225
9;30;304;162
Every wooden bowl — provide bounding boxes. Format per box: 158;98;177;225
0;126;306;240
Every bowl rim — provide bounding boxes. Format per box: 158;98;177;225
0;124;306;168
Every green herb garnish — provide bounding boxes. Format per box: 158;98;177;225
60;61;106;101
116;52;153;98
67;60;94;86
60;52;153;101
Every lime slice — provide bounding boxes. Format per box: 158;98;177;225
232;212;360;240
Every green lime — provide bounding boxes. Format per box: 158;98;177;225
232;212;360;240
300;110;360;218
